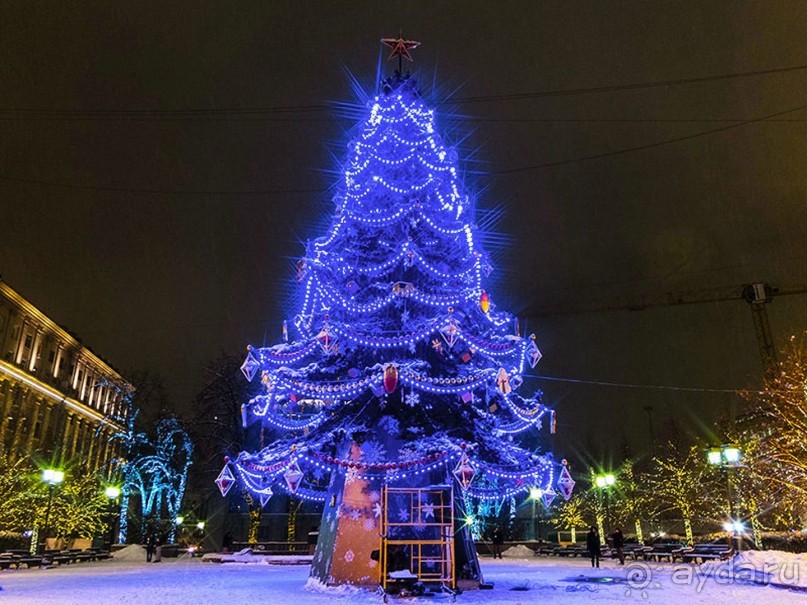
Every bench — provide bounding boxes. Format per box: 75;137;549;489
638;544;685;562
534;545;555;556
553;545;587;557
680;543;733;564
624;544;651;561
18;555;43;568
0;553;21;570
85;548;112;561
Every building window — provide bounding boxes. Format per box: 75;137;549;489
49;350;55;363
24;334;32;349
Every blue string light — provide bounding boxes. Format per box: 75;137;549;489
225;74;571;510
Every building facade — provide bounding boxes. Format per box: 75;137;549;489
0;278;129;475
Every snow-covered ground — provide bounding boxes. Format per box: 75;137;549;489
0;553;805;604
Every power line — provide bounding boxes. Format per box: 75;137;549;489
449;63;807;105
1;63;805;119
491;101;807;175
528;373;790;395
3;101;805;195
4;114;807;124
0;173;327;196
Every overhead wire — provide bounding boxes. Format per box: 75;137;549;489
1;63;807;193
0;62;805;118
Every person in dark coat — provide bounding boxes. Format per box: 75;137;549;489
611;528;625;565
491;525;504;559
145;533;155;562
586;526;601;568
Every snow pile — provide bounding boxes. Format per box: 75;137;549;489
501;544;535;559
211;548;312;565
111;544;147;562
701;549;807;588
304;576;365;595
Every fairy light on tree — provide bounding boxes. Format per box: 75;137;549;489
220;37;572;587
103;384;193;544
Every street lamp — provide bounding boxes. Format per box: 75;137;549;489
707;444;743;550
594;473;616;544
595;474;616;488
104;486;121;548
528;487;542;541
40;468;64;554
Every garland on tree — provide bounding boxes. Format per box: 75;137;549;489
217;72;573;511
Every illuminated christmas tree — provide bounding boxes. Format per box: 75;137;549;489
218;37;573;588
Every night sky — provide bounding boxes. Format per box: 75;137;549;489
2;2;806;462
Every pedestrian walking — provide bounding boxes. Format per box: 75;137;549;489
611;528;625;565
491;525;504;559
586;526;601;568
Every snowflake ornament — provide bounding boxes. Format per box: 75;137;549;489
421;502;435;520
405;391;420;407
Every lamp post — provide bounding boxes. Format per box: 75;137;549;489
40;468;64;554
104;486;121;548
594;473;616;545
528;487;542;541
707;444;743;550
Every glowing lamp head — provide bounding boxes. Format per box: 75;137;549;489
464;515;475;526
722;522;734;533
595;474;615;488
707;449;723;466
105;486;121;499
529;487;543;500
732;521;745;534
723;446;741;464
196;522;205;530
42;469;64;486
175;516;184;525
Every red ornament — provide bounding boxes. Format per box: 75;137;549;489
383;364;398;393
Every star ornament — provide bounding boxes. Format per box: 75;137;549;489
381;35;420;62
